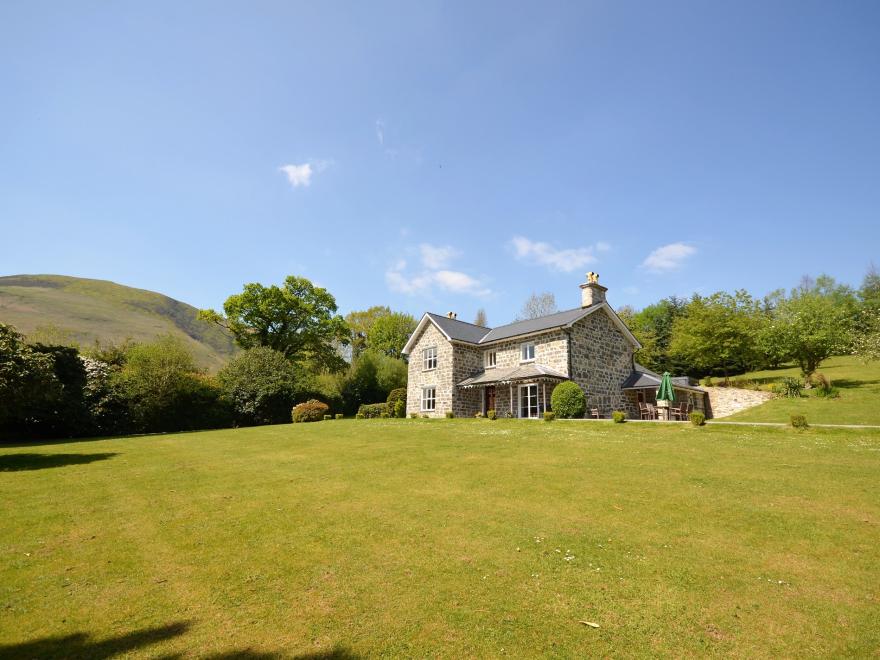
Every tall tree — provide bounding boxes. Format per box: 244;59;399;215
623;297;687;373
345;305;392;358
473;308;487;327
200;276;349;371
369;312;417;359
516;292;558;321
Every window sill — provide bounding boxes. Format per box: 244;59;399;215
520;359;536;364
422;368;437;372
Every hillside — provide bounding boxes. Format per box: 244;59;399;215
0;274;237;371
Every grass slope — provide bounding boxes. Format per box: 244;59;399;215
1;420;877;658
0;274;236;371
725;355;880;425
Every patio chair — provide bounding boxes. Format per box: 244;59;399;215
590;407;601;419
671;403;687;421
646;403;658;420
638;402;651;420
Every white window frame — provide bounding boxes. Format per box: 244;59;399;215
484;350;497;369
518;382;540;418
520;342;536;363
422;346;437;371
421;386;436;411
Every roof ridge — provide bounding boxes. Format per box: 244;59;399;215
426;312;490;330
487;306;585;332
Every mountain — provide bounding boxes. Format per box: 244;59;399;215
0;274;238;371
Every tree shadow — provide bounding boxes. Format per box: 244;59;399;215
204;647;360;659
832;378;880;389
0;452;118;472
0;621;190;660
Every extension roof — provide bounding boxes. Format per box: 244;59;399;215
621;363;705;392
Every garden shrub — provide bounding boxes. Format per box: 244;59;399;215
445;411;454;418
612;410;626;423
487;409;497;420
358;402;388;419
421;414;429;419
810;373;840;398
386;388;407;417
380;412;390;418
689;411;705;426
355;413;365;419
409;412;418;419
292;399;329;423
474;411;483;418
543;411;555;421
550;381;586;418
335;413;343;420
790;414;808;429
773;377;802;399
700;376;714;387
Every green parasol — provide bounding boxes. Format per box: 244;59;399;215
657;372;676;402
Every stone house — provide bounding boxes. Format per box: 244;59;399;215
401;274;708;419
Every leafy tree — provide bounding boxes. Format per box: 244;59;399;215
516;292;558;320
200;276;349;371
668;291;762;377
623;297;687;373
852;308;880;362
0;324;56;432
218;347;300;425
773;277;856;377
369;312;417;359
473;308;488;327
338;349;407;415
345;306;392;358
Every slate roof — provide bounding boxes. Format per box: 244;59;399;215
621;363;705;392
424;313;490;344
425;307;592;345
457;364;569;388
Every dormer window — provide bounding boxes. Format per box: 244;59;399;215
423;346;437;370
484;351;497;368
520;342;536;363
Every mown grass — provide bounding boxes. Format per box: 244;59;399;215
1;420;878;658
725;355;880;425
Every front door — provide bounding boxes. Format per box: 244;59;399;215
485;386;496;414
519;384;539;418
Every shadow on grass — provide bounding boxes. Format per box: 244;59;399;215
0;621;189;660
831;378;880;389
0;452;118;472
204;647;360;659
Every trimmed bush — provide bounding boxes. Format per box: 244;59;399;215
355;413;365;419
487;409;497;420
445;411;454;418
689;411;705;426
612;410;626;423
292;399;329;423
358;402;388;419
773;377;802;399
543;411;555;421
386;388;407;417
323;414;332;421
791;414;808;429
550;382;586;418
335;413;343;420
700;376;714;387
380;412;390;418
409;412;418;419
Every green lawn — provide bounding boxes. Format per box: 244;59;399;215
725;355;880;425
1;420;878;658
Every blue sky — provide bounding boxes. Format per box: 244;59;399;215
1;1;878;325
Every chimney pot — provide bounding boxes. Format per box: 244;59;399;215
579;273;607;307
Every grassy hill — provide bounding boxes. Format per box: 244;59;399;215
0;274;237;371
724;355;880;425
1;420;878;657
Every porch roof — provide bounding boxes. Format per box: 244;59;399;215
621;363;706;393
457;363;568;389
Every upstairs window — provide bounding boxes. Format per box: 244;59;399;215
485;351;497;368
520;342;536;362
423;346;437;370
421;387;436;411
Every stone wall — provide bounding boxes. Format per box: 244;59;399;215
405;323;454;418
485;330;569;374
568;308;635;417
703;386;773;418
451;342;483;418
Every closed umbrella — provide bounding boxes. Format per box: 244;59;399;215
657;372;676;402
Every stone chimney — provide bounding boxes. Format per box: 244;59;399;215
579;272;607;308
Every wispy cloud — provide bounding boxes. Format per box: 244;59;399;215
641;242;696;272
385;245;491;297
279;159;333;188
375;119;385;146
510;236;601;272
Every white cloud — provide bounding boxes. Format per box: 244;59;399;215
596;241;612;252
375;119;385;146
641;242;696;272
419;243;458;269
385;252;491;297
279;159;333;188
510;236;598;272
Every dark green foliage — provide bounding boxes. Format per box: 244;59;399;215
338;350;407;416
773;377;803;398
358;403;388;419
543;411;555;421
0;324;55;432
369;312;417;359
445;411;454;418
790;414;808;429
292;399;328;423
409;412;418;419
380;412;390;418
487;409;497;420
550;382;586;418
335;413;343;420
386;388;407;415
689;411;706;426
218;347;299;426
393;399;405;418
200;275;350;371
612;410;626;423
356;413;365;419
